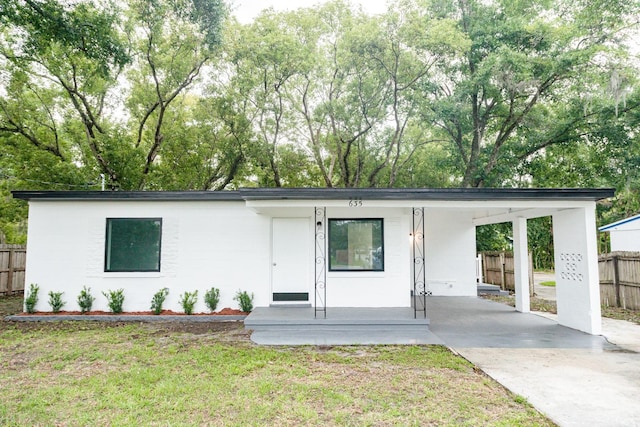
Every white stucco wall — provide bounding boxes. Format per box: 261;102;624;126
424;210;477;296
23;201;423;311
23;200;481;313
24;200;272;313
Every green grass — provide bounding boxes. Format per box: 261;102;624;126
539;281;556;287
0;319;554;426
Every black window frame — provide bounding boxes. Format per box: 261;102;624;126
104;218;163;272
328;218;384;272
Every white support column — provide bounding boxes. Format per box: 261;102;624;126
513;217;530;313
552;206;602;335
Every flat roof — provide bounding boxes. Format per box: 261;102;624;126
12;188;615;202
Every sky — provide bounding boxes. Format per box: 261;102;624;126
231;0;389;23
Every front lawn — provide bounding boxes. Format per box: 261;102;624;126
0;309;553;425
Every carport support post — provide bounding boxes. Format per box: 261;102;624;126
552;207;602;335
512;217;530;313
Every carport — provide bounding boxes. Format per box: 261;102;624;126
467;188;613;334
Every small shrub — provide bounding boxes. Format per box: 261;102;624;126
77;286;95;314
102;289;125;314
24;283;39;313
150;288;169;315
204;287;220;312
234;290;254;313
48;291;65;313
179;290;198;315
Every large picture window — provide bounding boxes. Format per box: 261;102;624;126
329;219;384;271
105;218;162;272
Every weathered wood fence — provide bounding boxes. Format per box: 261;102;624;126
599;252;640;310
0;244;26;295
480;251;534;296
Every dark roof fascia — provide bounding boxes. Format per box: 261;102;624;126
12;188;615;202
238;188;615;201
11;190;244;201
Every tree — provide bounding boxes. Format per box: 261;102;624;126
232;1;467;188
284;1;386;187
125;0;226;189
220;12;311;187
0;0;228;190
422;0;639;187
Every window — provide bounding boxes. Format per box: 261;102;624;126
105;218;162;272
328;219;384;271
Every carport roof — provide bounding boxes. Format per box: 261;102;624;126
13;187;614;201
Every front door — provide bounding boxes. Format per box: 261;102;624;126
272;218;310;303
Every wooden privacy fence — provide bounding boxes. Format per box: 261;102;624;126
599;252;640;310
480;251;534;296
0;244;26;295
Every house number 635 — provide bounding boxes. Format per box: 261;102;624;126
349;198;363;207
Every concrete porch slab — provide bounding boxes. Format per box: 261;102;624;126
246;297;615;349
245;306;429;327
426;297;612;349
245;306;434;345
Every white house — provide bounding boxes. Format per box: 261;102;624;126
599;213;640;252
13;187;613;334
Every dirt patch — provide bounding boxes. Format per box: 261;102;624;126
601;306;640;325
0;295;23;317
141;320;249;336
1;317;247;335
481;294;558;313
1;295;248;335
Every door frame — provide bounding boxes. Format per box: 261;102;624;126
271;217;312;304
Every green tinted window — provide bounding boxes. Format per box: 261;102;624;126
105;218;162;272
329;219;384;271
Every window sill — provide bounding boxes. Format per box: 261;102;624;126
328;272;385;279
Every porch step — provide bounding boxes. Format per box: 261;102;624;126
477;283;510;296
245;306;429;330
269;303;312;308
249;326;443;345
246;307;436;345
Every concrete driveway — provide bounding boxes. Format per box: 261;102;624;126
427;297;640;427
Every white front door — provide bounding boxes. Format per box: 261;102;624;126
272;218;310;302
